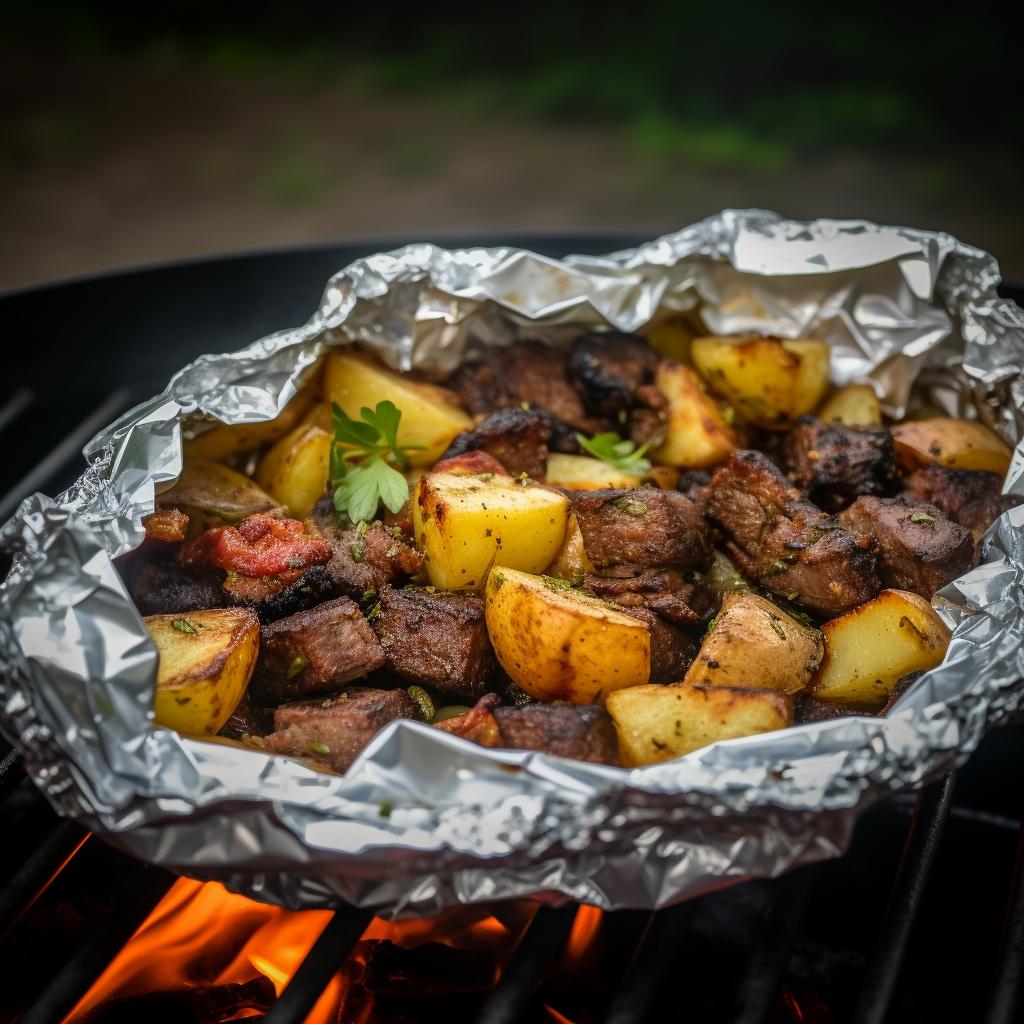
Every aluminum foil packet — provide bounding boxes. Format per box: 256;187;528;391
3;209;1024;918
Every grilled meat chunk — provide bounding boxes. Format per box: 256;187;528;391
493;704;621;766
226;565;340;623
620;606;699;684
901;463;1023;540
326;521;424;599
837;496;974;599
439;407;552;480
571;488;713;573
248;596;386;705
675;469;713;517
583;568;715;627
265;687;416;773
372;585;496;697
783;416;899;511
706;450;880;616
132;560;226;616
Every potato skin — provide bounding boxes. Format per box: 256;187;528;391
146;608;260;736
691;336;830;431
484;567;650;705
414;472;570;590
892;418;1012;477
685;591;823;695
545;513;596;585
607;682;793;766
255;423;332;520
159;459;281;530
649;362;738;469
816;383;882;427
810;589;952;705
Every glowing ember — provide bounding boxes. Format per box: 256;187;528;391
563;904;603;968
544;1006;581;1024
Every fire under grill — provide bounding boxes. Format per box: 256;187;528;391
1;240;1024;1024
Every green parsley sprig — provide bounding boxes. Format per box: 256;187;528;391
329;400;425;523
575;431;652;475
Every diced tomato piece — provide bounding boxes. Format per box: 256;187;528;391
181;513;331;577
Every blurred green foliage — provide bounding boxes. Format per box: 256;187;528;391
0;0;1015;175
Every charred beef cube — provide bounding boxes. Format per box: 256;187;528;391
583;568;715;628
132;560;226;616
265;687;416;773
372;585;496;698
619;606;698;683
218;692;274;740
675;469;712;517
571;488;713;573
440;407;552;480
248;597;386;705
493;704;620;766
901;463;1024;540
837;496;974;599
326;522;424;599
226;564;341;623
706;450;880;616
783;416;899;511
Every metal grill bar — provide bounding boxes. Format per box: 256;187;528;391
18;865;176;1024
261;906;374;1024
0;818;89;941
852;771;958;1024
0;388;34;436
0;748;24;803
474;903;579;1024
983;817;1024;1024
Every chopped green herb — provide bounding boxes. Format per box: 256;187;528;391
520;401;531;411
408;685;435;722
366;601;382;621
477;472;494;482
350;543;364;564
306;740;330;755
909;511;935;525
541;575;573;590
492;570;506;592
361;588;377;604
768;617;787;641
741;395;774;414
171;618;200;634
722;405;736;426
614;497;648;517
787;591;800;602
576;431;652;475
287;654;310;678
790;609;815;627
704;616;718;637
766;560;787;575
378;799;393;817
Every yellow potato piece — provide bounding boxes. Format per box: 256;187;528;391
323;349;473;467
413;472;570;590
810;589;952;706
644;315;696;363
685;592;823;694
545;453;679;491
159;459;281;529
892;418;1012;477
607;683;793;767
649;362;739;468
146;608;259;737
485;567;650;705
545;513;596;585
816;383;882;427
691;336;831;431
255;424;333;519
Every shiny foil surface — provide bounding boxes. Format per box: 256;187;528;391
3;210;1024;917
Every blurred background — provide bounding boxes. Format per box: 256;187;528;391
1;0;1021;293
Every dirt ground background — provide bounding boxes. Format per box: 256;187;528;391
3;40;1023;293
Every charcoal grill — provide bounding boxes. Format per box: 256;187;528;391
1;236;1023;1024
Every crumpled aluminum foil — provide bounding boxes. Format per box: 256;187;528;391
3;209;1024;918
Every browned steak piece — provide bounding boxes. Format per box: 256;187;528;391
583;568;715;627
227;565;341;623
326;522;424;600
837;496;974;599
218;692;274;740
901;463;1024;540
783;416;899;511
248;597;386;705
571;488;713;573
372;585;496;697
439;407;551;480
706;450;880;616
619;605;699;684
675;469;713;517
493;704;621;765
265;687;416;773
132;560;226;616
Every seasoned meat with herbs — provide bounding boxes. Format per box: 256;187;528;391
619;606;699;684
265;687;416;773
837;496;974;599
132;560;226;616
325;521;424;599
226;565;341;623
248;597;386;705
493;704;621;765
372;585;496;697
706;450;880;616
439;407;552;480
783;416;899;511
675;469;713;516
583;568;715;627
900;463;1023;540
571;488;713;573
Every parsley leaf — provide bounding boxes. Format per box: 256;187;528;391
575;431;652;475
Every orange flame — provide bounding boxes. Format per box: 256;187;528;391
563;904;603;968
544;1006;581;1024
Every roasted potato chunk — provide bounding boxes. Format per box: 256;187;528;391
146;608;260;736
545;513;596;585
255;423;332;520
810;589;952;705
414;472;570;589
607;682;793;767
892;418;1013;477
643;315;696;363
545;453;679;491
685;591;823;694
485;567;650;705
816;383;883;427
323;349;473;467
649;362;739;469
691;336;830;431
159;459;281;529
